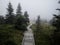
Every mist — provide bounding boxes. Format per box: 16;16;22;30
0;0;59;21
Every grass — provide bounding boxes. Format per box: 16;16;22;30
31;23;55;45
0;24;23;45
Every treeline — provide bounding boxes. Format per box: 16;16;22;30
33;10;60;45
32;1;60;45
34;15;51;45
0;2;29;31
0;2;29;45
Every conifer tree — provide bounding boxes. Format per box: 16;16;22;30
15;3;27;31
5;2;15;24
24;11;29;25
51;1;60;45
36;15;41;31
16;3;22;18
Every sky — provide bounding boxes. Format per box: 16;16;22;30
0;0;59;21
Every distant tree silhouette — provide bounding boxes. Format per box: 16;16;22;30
16;3;22;18
36;15;41;31
35;15;41;45
24;11;30;25
5;2;15;24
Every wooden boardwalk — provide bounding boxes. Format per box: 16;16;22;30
22;24;35;45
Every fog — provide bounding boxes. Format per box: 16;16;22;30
0;0;59;21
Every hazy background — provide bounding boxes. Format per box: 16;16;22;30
0;0;59;21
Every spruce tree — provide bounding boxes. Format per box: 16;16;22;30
5;2;15;24
36;15;41;31
24;11;29;25
51;1;60;45
16;3;22;18
15;3;27;31
35;15;41;45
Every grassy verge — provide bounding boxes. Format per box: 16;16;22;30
31;23;55;45
0;24;23;45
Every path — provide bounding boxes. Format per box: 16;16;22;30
22;24;35;45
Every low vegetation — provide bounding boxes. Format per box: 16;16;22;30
0;2;29;45
31;15;56;45
32;23;55;45
0;24;23;45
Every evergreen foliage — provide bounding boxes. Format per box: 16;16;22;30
5;2;15;24
51;1;60;45
24;11;30;25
